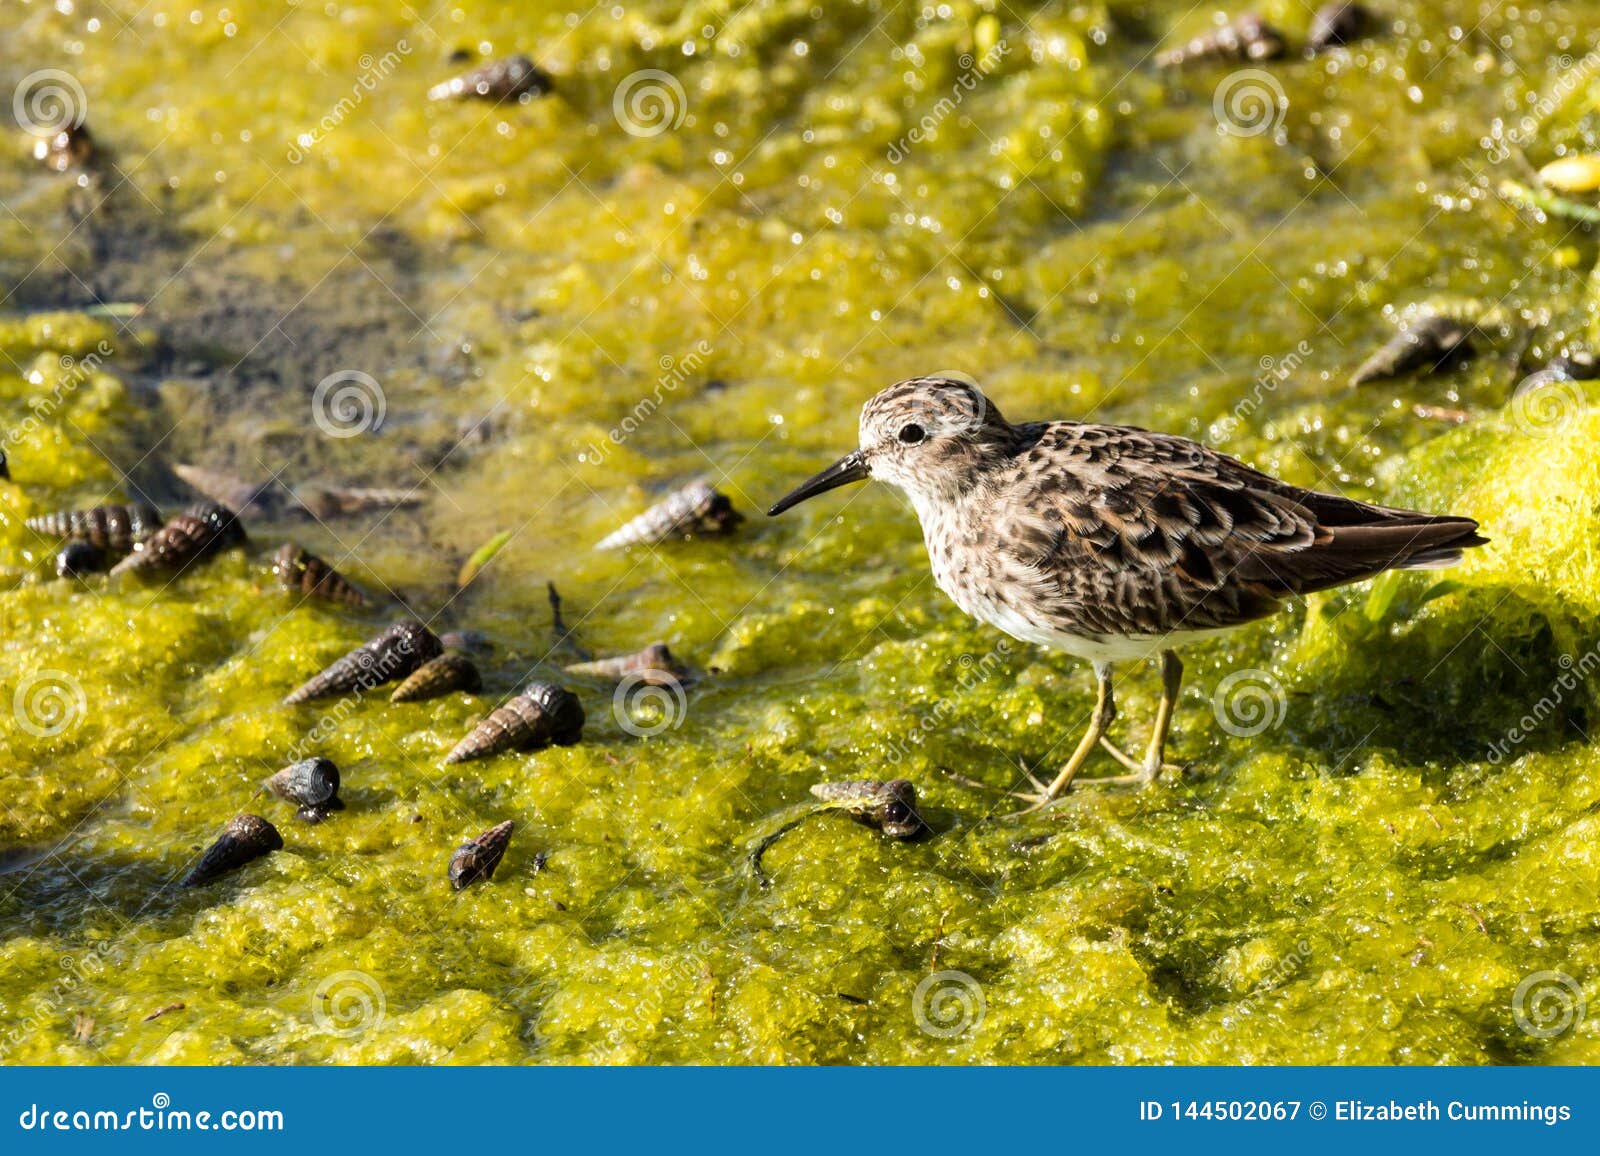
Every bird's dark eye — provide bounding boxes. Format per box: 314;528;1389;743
897;423;926;445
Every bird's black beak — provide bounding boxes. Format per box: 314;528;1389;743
767;450;870;516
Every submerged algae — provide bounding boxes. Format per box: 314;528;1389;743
1;0;1599;1064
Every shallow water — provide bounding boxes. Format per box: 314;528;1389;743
1;0;1598;1063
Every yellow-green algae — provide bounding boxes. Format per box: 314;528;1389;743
2;0;1599;1063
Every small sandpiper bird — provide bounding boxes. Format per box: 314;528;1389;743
769;377;1485;809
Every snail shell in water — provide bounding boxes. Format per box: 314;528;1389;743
56;539;109;579
1350;313;1474;385
110;502;246;576
284;620;444;704
271;543;372;608
263;757;344;822
448;820;516;889
1308;1;1371;52
1156;13;1286;66
563;641;690;686
595;480;743;550
181;814;283;887
428;55;552;102
443;681;585;765
390;651;483;702
26;502;163;553
810;779;926;839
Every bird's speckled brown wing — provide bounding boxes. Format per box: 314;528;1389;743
982;422;1483;638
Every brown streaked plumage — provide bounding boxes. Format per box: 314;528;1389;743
768;377;1486;808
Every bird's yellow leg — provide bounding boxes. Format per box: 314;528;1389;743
1089;650;1184;786
1011;662;1115;812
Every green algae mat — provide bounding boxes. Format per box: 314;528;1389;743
2;0;1599;1064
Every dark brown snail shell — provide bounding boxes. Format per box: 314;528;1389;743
1308;1;1371;52
1351;313;1474;386
448;820;515;889
390;652;482;703
109;502;245;576
1156;13;1286;66
595;481;742;550
442;681;585;765
55;540;108;579
263;757;344;822
181;814;282;887
428;55;551;102
26;502;162;553
810;779;926;839
283;620;444;704
271;543;372;608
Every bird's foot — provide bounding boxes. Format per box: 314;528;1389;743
1096;738;1182;785
1005;766;1065;815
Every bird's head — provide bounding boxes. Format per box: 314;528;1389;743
768;375;1011;516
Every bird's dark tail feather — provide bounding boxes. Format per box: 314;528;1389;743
1258;511;1487;596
